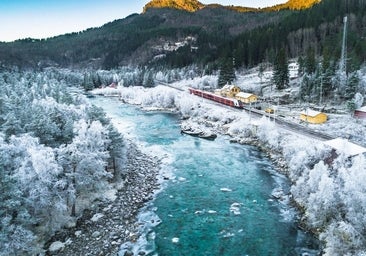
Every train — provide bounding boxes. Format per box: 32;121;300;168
188;88;244;108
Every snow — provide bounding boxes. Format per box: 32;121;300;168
356;106;366;112
236;92;255;98
324;138;366;157
300;109;324;117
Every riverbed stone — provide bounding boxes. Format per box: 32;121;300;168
75;230;82;237
49;241;65;253
92;231;101;238
124;250;134;256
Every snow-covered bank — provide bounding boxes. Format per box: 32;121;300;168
46;142;161;256
93;84;366;255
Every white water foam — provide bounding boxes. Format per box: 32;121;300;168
230;203;242;215
220;188;233;192
119;206;161;256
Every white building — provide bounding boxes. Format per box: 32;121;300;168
288;62;299;79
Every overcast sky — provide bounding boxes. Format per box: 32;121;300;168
0;0;285;42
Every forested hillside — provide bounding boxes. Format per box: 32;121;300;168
0;0;364;74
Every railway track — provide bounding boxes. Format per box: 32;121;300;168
243;107;335;141
155;80;336;142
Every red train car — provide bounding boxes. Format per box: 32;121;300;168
188;88;243;108
354;107;366;119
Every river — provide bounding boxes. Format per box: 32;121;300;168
90;96;319;256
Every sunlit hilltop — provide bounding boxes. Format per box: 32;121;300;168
143;0;322;13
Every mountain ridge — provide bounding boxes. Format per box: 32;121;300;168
143;0;205;12
0;0;364;71
143;0;322;13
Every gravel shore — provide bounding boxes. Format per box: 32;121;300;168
45;142;161;256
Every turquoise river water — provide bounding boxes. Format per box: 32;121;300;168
90;97;319;256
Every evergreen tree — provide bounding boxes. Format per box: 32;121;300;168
143;70;155;88
272;49;289;90
217;58;236;88
298;56;305;75
82;73;94;91
320;48;335;98
91;73;102;88
304;47;316;74
106;125;126;180
345;72;360;100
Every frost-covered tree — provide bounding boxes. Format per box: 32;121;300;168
305;162;339;229
58;120;111;216
10;135;68;235
0;135;40;255
2;111;24;137
0;161;34;256
27;98;77;146
353;93;364;109
0;70;129;253
286;142;366;255
256;117;281;150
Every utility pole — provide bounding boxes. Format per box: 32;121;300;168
339;16;348;89
320;75;323;105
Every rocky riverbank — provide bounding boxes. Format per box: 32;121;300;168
45;142;161;256
45;109;306;256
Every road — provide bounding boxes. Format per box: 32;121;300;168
243;107;334;141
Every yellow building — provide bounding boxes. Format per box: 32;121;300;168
300;109;327;124
235;92;258;104
216;84;241;98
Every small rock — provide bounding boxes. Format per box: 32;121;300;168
92;231;101;238
65;238;73;245
124;250;134;256
91;213;105;222
65;220;76;228
75;230;82;237
49;241;65;253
